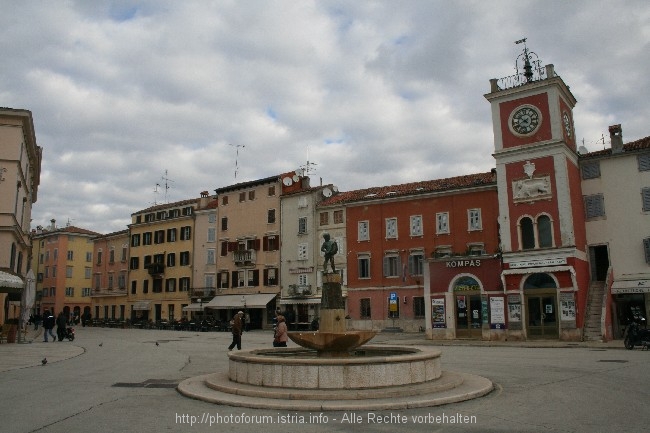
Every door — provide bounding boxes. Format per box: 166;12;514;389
456;294;483;338
526;294;558;338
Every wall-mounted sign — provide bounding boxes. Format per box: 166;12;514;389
509;258;567;269
446;259;481;268
289;267;314;274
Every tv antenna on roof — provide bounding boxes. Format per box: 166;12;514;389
161;170;174;203
229;143;245;180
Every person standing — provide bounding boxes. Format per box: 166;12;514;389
43;310;56;342
273;315;288;347
228;311;244;351
56;312;67;342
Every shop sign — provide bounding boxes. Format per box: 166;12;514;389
289;267;314;274
509;258;567;268
611;279;650;294
431;298;446;328
446;259;481;268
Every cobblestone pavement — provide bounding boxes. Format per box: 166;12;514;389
0;326;645;433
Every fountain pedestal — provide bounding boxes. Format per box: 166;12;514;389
288;273;376;354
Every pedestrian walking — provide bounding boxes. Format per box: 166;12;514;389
56;312;67;342
273;315;288;347
43;310;56;342
228;311;244;351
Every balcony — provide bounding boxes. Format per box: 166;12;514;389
233;249;256;266
146;263;165;277
288;284;312;297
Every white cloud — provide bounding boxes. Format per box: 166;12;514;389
0;0;648;233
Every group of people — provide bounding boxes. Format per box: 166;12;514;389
40;310;69;342
226;309;288;351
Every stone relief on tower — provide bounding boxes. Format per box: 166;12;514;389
512;161;552;202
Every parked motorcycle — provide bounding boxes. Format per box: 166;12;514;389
623;317;650;350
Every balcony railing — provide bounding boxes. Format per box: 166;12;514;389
146;263;165;276
233;249;256;265
190;287;217;299
91;287;128;297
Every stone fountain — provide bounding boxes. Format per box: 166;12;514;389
178;272;494;410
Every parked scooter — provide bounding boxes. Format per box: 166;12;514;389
623;313;650;350
63;326;75;342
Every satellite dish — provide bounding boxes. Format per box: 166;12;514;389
578;146;589;155
292;174;300;182
322;187;332;197
332;186;338;192
282;177;293;186
294;169;302;177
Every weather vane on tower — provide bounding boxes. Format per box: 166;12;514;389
515;38;543;83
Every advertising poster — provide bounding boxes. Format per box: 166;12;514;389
431;298;446;328
490;297;506;329
559;292;576;321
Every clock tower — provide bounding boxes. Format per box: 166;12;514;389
485;41;588;341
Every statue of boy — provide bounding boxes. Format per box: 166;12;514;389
321;233;338;273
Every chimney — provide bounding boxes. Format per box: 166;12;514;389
50;219;56;230
609;124;623;154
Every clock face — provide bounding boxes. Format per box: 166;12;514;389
510;106;541;135
563;112;572;138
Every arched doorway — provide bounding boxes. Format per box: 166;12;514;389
453;275;483;339
524;273;558;338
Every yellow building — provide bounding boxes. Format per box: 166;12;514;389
207;175;286;329
0;108;41;323
31;221;99;320
127;198;199;323
90;230;129;324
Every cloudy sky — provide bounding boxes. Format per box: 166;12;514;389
2;1;649;234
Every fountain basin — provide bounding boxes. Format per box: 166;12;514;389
287;330;376;353
228;345;441;389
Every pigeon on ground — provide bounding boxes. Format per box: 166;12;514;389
41;358;47;365
99;342;103;347
155;342;159;346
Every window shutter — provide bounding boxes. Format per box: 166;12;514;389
638;154;650;172
644;238;650;264
263;269;269;285
228;241;238;252
231;271;238;288
254;238;261;251
252;270;259;287
262;236;268;251
383;256;389;277
642;188;650;212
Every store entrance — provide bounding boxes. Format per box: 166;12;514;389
455;293;483;339
526;294;558;338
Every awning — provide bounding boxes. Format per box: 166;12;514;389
182;303;205;312
132;301;151;310
205;293;277;309
279;298;322;305
0;271;24;293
